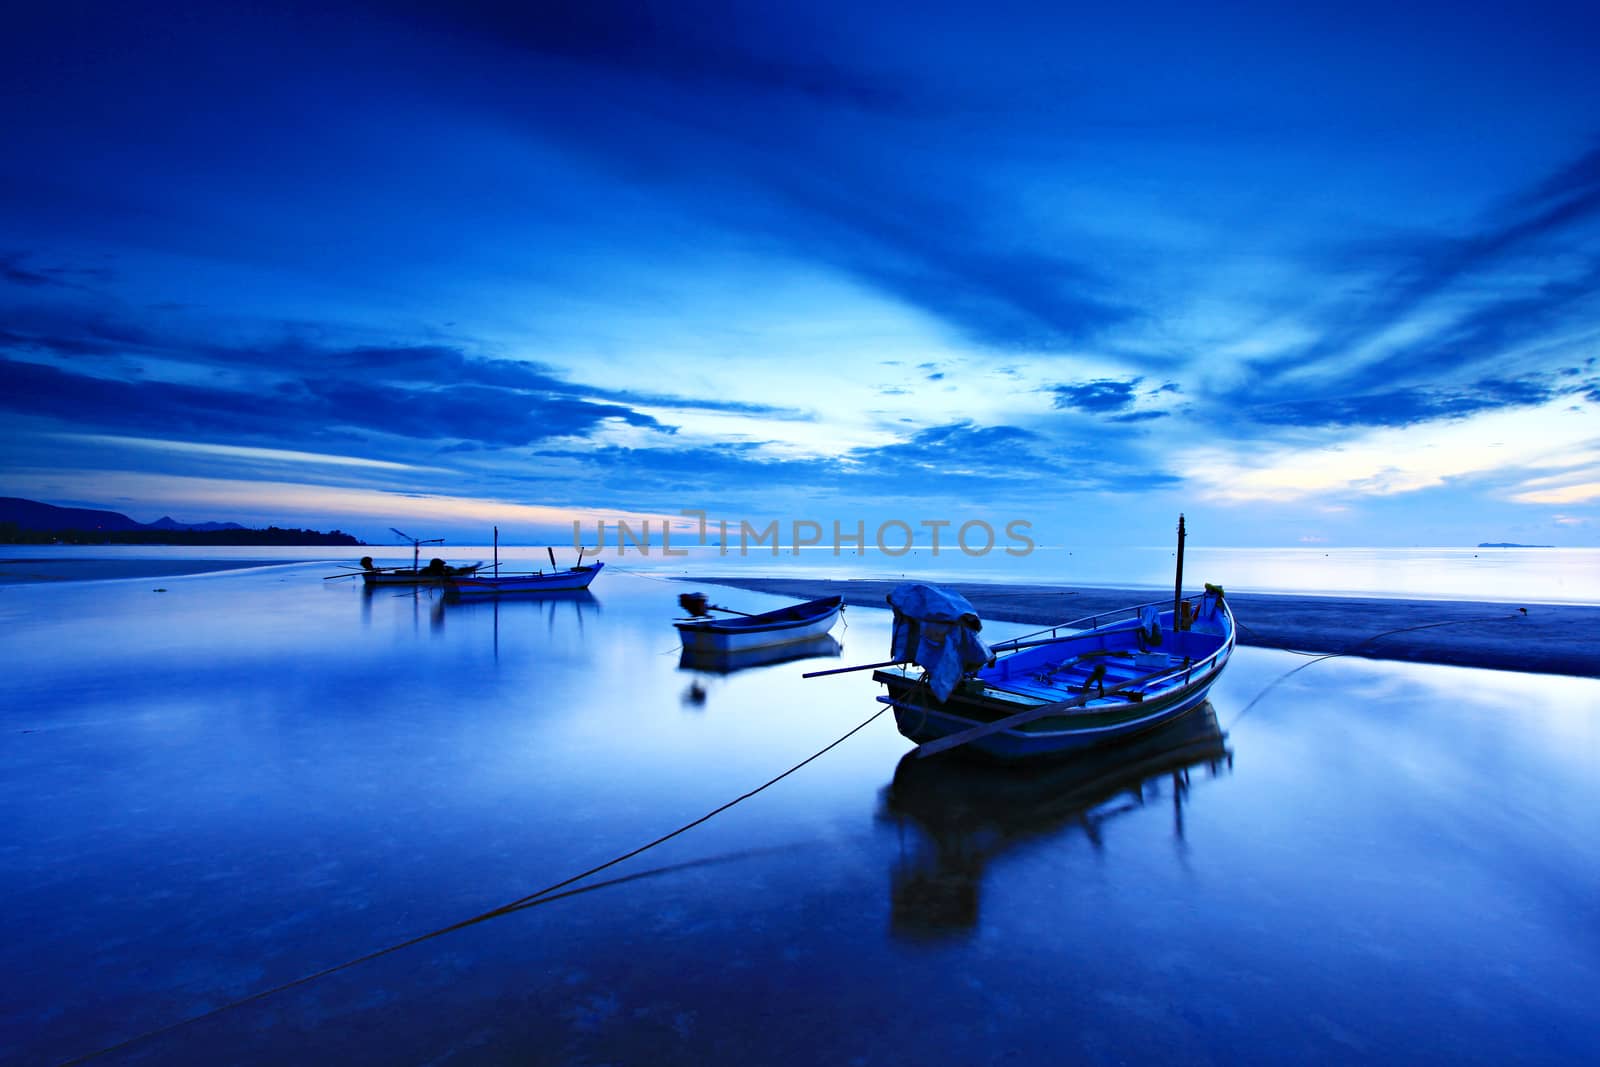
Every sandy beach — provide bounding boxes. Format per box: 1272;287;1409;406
682;577;1600;679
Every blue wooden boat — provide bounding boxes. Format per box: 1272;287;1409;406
675;594;843;654
873;586;1235;762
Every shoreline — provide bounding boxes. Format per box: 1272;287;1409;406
0;558;296;585
679;576;1600;679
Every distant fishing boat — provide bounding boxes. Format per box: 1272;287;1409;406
674;593;844;654
358;557;483;586
872;515;1235;761
354;528;482;586
447;534;604;596
448;561;604;596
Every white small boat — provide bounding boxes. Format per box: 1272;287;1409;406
674;594;844;654
356;529;481;586
448;561;604;596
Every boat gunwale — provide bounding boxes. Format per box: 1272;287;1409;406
987;589;1229;653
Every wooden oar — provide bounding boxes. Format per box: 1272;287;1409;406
913;665;1179;759
803;658;900;679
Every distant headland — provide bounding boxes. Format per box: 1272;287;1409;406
1476;542;1554;548
0;496;364;546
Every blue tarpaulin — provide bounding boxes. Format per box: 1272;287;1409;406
887;583;994;701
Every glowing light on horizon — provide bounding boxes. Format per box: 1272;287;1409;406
1180;399;1600;504
55;434;442;472
1512;481;1600;505
2;469;691;534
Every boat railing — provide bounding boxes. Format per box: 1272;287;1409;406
1124;599;1238;693
1140;602;1236;691
988;591;1217;654
985;598;1235;692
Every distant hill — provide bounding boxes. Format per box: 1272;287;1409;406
145;515;247;533
1477;542;1554;548
0;496;364;545
0;496;145;532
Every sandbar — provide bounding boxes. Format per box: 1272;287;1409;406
680;577;1600;679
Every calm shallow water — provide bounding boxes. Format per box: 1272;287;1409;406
5;543;1598;602
2;565;1598;1064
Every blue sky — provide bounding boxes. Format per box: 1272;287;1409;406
3;1;1597;547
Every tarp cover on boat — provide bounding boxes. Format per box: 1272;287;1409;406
887;583;994;701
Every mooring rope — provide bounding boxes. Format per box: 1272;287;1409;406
58;702;893;1066
1227;610;1527;728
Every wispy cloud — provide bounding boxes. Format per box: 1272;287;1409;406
0;251;114;290
0;356;667;450
1247;376;1570;429
1237;145;1600;416
53;434;443;471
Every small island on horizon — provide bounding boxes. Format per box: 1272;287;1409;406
0;495;364;546
1477;542;1555;549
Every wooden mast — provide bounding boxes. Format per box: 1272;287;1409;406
1173;513;1186;627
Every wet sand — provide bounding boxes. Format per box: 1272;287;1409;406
680;577;1600;679
0;558;296;585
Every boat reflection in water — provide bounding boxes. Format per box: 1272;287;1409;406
879;703;1232;939
360;581;450;632
433;588;600;659
678;634;844;676
677;634;843;708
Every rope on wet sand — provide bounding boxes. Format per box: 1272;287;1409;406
57;702;893;1066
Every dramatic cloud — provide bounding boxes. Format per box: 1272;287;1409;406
1246;145;1600;394
1249;376;1567;429
2;4;1596;542
1052;379;1143;414
0;355;665;450
0;311;815;455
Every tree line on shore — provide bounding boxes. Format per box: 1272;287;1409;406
0;522;364;546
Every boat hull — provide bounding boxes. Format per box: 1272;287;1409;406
875;597;1235;762
881;665;1225;761
674;596;842;654
448;562;604;595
